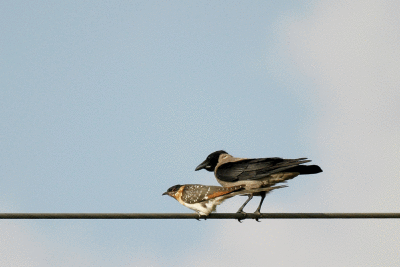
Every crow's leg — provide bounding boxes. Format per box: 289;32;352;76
254;191;266;222
236;194;253;222
236;194;253;214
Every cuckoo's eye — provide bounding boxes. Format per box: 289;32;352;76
167;185;181;193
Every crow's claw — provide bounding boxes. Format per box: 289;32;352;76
236;211;247;223
254;211;261;222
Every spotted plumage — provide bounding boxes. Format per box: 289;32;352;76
162;184;244;216
180;184;245;204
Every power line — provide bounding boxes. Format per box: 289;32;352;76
0;213;399;219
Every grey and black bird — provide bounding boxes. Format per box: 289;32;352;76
162;184;284;218
195;150;322;215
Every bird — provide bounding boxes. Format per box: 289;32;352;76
195;150;322;216
162;184;285;219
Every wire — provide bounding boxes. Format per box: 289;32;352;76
0;213;399;219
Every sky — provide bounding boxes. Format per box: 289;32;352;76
1;0;399;266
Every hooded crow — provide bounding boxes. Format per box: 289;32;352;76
195;150;322;215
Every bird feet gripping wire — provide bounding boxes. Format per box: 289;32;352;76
196;214;208;221
253;211;262;222
236;211;247;223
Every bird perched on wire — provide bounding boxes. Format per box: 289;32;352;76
163;184;284;219
195;150;322;216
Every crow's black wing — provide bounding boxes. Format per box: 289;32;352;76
216;157;312;182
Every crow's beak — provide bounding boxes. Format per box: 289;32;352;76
195;160;208;171
195;159;209;171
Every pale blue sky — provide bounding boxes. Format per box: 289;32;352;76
1;1;399;266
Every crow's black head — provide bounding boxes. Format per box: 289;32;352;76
195;150;228;172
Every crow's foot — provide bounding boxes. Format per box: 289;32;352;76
236;211;247;223
254;211;262;222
